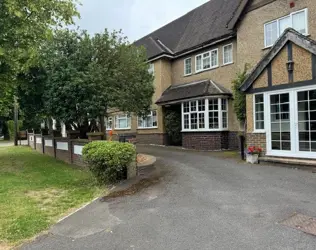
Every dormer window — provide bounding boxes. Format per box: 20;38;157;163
264;8;308;48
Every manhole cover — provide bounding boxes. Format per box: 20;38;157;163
280;213;316;236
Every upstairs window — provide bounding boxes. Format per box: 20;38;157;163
148;63;154;75
195;49;218;72
264;8;308;48
223;44;233;65
138;111;158;129
184;58;192;75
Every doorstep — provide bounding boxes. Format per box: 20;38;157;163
260;155;316;167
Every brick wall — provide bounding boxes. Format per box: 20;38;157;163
55;139;71;164
35;134;43;154
28;133;35;149
43;137;55;157
228;131;240;150
72;140;89;167
246;133;266;154
136;133;166;145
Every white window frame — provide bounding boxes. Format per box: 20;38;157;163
223;44;233;65
181;98;228;132
137;110;158;129
105;117;113;131
264;8;308;48
195;48;219;73
148;63;155;75
114;114;131;130
184;57;192;76
253;94;266;133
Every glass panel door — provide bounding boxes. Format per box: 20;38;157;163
297;89;316;152
270;93;291;151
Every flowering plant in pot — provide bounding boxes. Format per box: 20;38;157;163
246;146;262;164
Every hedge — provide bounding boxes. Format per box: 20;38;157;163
82;141;136;184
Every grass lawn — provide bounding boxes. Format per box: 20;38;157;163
0;146;103;248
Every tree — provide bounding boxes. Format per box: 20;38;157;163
42;29;154;138
232;64;250;126
0;0;79;118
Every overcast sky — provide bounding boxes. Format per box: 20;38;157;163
75;0;208;42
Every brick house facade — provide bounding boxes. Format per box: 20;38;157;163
108;0;316;153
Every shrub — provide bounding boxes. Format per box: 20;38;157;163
6;120;23;140
82;141;136;185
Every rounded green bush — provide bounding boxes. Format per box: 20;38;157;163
82;141;136;184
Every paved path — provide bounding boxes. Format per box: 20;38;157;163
22;146;316;250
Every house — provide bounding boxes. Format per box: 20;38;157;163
107;0;316;157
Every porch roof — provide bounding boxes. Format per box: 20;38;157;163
156;79;232;105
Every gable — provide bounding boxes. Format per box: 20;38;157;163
241;28;316;93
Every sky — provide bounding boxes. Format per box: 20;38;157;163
75;0;208;42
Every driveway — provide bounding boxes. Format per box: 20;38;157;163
22;145;316;250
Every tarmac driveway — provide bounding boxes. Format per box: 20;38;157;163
22;145;316;250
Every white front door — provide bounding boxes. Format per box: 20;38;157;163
266;87;316;159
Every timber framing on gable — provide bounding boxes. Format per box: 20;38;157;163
240;28;316;93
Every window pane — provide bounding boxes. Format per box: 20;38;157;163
191;113;198;129
265;21;278;47
255;94;264;103
281;141;291;151
183;102;190;113
184;114;189;129
293;10;307;34
222;112;228;128
298;91;308;101
279;16;291;35
309;90;316;100
203;57;210;69
196;56;202;71
298;111;309;121
199;113;205;129
223;45;232;64
272;141;281;150
198;100;205;111
185;58;192;75
191;101;197;111
256;121;264;130
255;94;264;130
221;99;227;111
211;50;218;67
299;142;310;151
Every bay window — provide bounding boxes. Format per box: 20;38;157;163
115;114;131;129
264;8;308;47
182;98;228;131
138;111;158;129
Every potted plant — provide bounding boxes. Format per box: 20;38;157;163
246;146;262;164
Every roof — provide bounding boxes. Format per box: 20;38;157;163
240;28;316;92
134;0;244;60
156;79;232;105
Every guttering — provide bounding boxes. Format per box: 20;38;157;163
147;33;235;62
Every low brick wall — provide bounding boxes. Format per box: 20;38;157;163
246;133;266;154
136;133;166;145
28;133;35;149
35;134;44;153
55;139;71;164
72;140;89;167
228;131;240;150
43;136;55;157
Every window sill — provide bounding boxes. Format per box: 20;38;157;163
252;130;266;134
114;128;131;130
195;66;219;74
181;129;228;132
183;73;192;77
222;62;234;67
137;127;158;130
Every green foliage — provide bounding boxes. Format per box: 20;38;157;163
164;109;182;145
232;64;250;123
41;29;154;137
83;141;136;185
6;120;23;140
0;0;79;119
